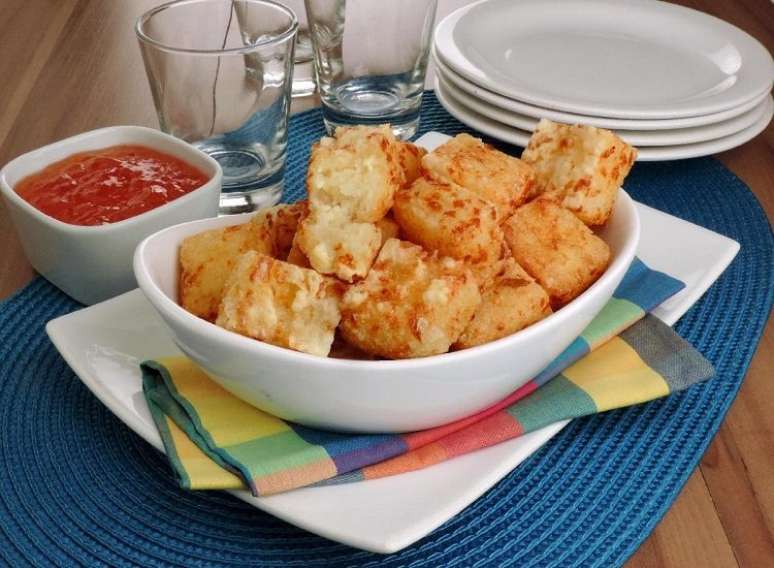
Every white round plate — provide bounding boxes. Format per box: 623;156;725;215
434;79;774;161
437;73;774;147
433;53;771;131
435;0;774;119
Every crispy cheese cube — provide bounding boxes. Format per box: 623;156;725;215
295;205;383;282
522;119;637;225
422;133;535;220
396;141;427;186
249;201;307;260
216;252;344;357
339;239;481;358
179;222;273;321
393;176;504;285
307;125;402;222
454;258;552;349
503;199;611;307
299;125;403;280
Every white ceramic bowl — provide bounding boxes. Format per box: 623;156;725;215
134;190;640;433
0;126;222;305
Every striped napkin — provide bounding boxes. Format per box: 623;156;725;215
141;258;714;496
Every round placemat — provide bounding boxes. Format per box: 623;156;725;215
1;92;772;567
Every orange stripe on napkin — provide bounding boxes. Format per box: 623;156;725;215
403;380;537;450
254;459;338;495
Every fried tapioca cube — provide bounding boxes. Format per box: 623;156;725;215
215;251;344;357
393;175;504;285
454;258;552;349
179;222;274;322
339;239;481;359
249;201;307;260
521;119;637;226
503;198;611;308
396;141;427;187
422;133;535;220
296;205;383;282
307;125;403;222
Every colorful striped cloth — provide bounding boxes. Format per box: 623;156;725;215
141;258;714;496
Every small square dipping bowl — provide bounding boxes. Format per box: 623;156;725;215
0;126;222;305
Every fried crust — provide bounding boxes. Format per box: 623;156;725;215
179;222;273;321
521;119;636;226
393;175;504;286
339;239;481;358
502;198;611;308
216;251;344;356
422;133;535;220
454;257;552;349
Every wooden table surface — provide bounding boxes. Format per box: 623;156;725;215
1;0;772;565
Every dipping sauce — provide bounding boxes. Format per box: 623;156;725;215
14;145;209;226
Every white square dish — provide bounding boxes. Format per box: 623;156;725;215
46;133;739;553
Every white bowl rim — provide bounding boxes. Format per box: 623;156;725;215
134;190;641;370
0;125;222;235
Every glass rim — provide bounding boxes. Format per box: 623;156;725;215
135;0;298;56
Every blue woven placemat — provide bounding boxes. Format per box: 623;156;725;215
1;92;772;567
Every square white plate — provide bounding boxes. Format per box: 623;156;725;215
46;133;739;554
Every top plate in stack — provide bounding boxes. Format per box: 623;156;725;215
433;0;774;160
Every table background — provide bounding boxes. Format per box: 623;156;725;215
0;0;771;565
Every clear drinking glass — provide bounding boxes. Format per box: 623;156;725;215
136;0;297;214
305;0;438;140
277;0;316;97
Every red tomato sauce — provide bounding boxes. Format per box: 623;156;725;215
14;144;210;226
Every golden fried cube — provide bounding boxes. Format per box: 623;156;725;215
393;175;504;285
339;239;481;358
396;141;427;187
422;133;535;220
503;198;611;307
522;119;637;226
307;125;402;222
216;252;344;357
179;222;273;321
296;205;383;282
454;258;552;349
249;201;307;260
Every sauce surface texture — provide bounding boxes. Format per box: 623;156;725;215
15;144;209;226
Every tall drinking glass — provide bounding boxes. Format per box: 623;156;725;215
305;0;437;140
278;0;316;97
136;0;297;214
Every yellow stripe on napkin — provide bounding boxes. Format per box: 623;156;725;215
562;337;670;411
157;357;291;447
166;417;245;490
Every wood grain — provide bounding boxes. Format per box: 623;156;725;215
0;1;771;566
632;471;737;568
0;0;79;146
627;1;774;566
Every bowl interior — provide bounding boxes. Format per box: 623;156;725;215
137;189;638;355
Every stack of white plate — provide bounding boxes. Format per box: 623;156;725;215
432;0;773;160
